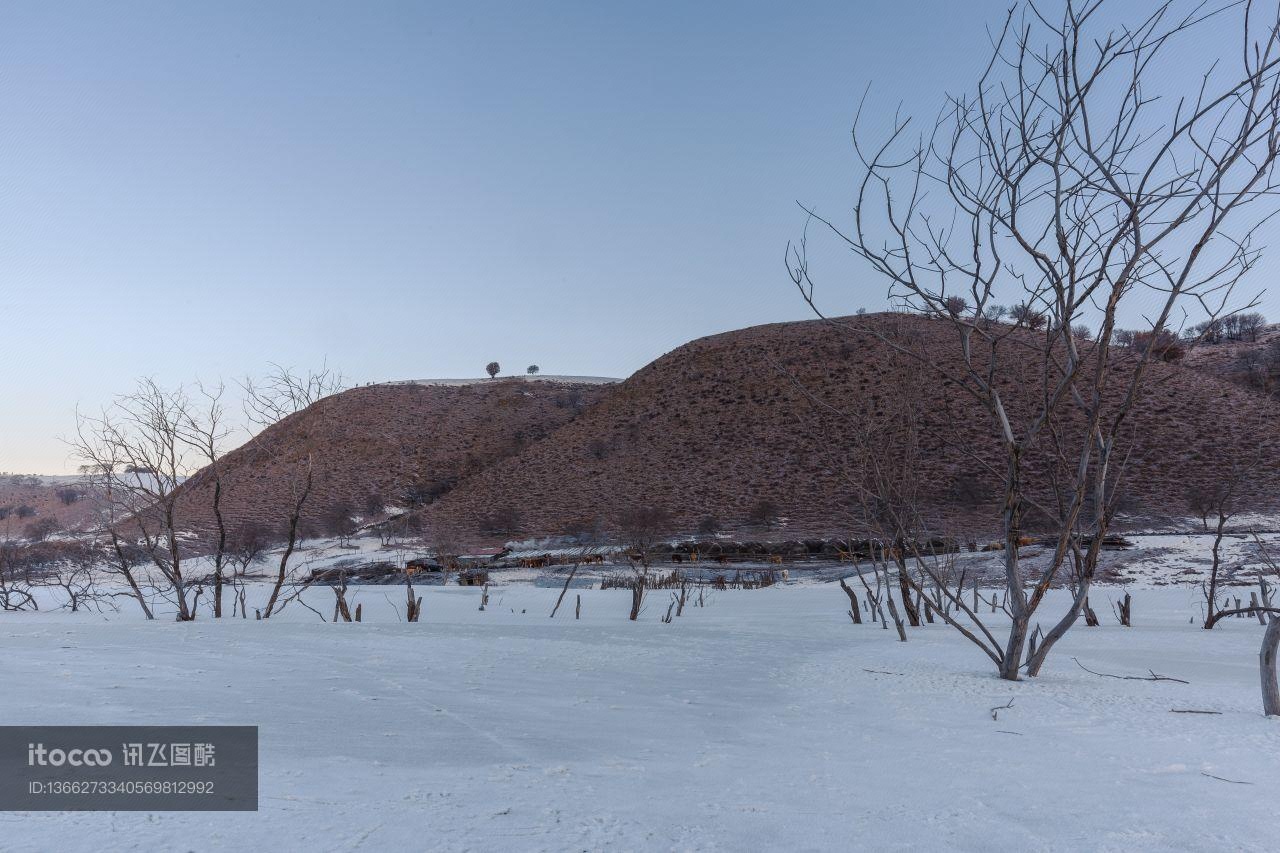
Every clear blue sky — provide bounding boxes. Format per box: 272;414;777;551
0;1;1268;472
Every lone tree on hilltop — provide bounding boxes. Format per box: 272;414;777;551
486;361;501;379
527;364;540;375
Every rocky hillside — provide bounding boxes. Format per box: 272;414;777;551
414;314;1280;541
168;314;1280;548
172;378;615;540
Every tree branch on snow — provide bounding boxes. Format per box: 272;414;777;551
1072;657;1189;684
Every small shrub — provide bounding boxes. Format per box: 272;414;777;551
24;517;59;542
1132;329;1184;362
1010;302;1047;330
481;506;521;535
747;499;779;527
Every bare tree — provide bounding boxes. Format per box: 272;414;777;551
0;543;39;611
616;506;671;620
55;487;82;506
23;517;60;543
427;525;463;579
321;500;358;545
1239;311;1268;342
224;522;269;618
71;380;206;621
1190;410;1270;628
789;0;1280;679
82;469;154;620
227;521;269;571
239;364;337;618
177;381;235;617
239;362;345;429
362;492;386;519
551;543;600;618
34;544;110;614
262;456;314;619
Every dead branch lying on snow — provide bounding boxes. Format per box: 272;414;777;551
1072;658;1189;685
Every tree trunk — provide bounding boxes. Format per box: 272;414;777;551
1262;616;1280;717
212;478;225;618
110;531;153;620
1024;583;1091;678
895;553;920;627
1204;515;1227;628
839;577;862;624
1117;592;1132;627
1083;597;1100;627
263;463;312;619
550;564;579;618
998;455;1028;681
628;576;645;621
880;564;907;642
405;577;421;622
1000;617;1027;680
334;589;352;622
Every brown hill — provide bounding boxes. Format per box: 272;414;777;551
173;378;615;540
415;314;1280;542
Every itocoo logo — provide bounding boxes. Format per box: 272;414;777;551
27;743;113;767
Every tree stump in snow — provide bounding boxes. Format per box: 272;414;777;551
1083;597;1100;627
1115;592;1132;627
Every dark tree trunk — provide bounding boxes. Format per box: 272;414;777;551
895;553;920;627
839;577;862;624
1262;616;1280;717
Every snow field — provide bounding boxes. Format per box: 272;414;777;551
0;582;1276;851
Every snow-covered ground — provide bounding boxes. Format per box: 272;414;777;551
1;580;1277;851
